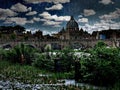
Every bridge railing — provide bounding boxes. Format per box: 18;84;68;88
1;38;120;48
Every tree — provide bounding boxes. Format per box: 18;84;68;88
95;41;107;48
13;25;25;33
78;42;120;86
5;44;36;65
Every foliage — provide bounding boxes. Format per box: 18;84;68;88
1;42;120;87
0;25;25;34
78;41;120;86
32;47;76;72
2;43;36;65
0;60;52;84
58;47;75;72
94;41;107;48
110;82;120;90
0;60;73;85
32;53;54;71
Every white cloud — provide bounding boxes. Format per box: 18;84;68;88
94;21;120;30
28;7;32;11
43;20;62;26
4;17;34;25
4;17;27;25
81;20;120;34
81;23;108;34
33;17;40;22
78;18;88;23
78;15;83;18
27;20;34;24
0;8;17;20
55;16;70;21
11;3;28;12
99;8;120;20
39;11;70;27
45;4;63;10
100;19;115;24
24;0;70;4
43;30;58;35
39;12;51;18
83;9;96;16
99;0;114;5
27;28;58;35
0;17;6;20
53;25;61;27
39;11;70;21
111;22;120;29
26;11;37;16
39;18;61;28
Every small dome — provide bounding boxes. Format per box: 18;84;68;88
66;16;79;29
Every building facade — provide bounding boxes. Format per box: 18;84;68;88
53;16;90;40
92;29;120;40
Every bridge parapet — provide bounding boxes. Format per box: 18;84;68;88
0;39;120;50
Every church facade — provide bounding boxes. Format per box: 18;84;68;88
53;16;91;40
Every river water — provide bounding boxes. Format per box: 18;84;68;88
0;79;106;90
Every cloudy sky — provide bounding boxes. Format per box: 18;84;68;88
0;0;120;34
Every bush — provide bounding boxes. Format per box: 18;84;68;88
32;53;54;71
32;47;76;72
56;47;75;72
2;43;36;65
78;41;120;86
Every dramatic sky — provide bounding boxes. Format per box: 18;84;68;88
0;0;120;35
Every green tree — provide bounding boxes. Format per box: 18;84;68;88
78;42;120;86
58;47;75;72
4;44;36;65
13;25;25;33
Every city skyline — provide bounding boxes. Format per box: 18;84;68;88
0;0;120;35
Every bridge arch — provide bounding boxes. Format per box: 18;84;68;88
44;43;62;50
70;42;85;49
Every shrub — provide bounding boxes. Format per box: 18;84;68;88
78;41;120;86
32;53;54;71
56;47;75;72
2;43;36;65
32;47;76;72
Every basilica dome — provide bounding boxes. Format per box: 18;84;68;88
66;16;79;29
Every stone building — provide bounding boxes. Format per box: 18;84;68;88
92;29;120;40
33;30;43;39
53;16;90;40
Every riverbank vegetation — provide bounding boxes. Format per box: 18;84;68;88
78;41;120;87
0;60;72;84
0;41;120;89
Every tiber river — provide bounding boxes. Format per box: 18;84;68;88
0;79;106;90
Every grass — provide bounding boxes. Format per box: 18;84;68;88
0;60;50;84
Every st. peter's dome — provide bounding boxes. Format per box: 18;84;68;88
66;16;79;29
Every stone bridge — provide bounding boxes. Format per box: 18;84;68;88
0;39;120;50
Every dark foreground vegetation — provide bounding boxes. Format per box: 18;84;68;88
0;41;120;89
